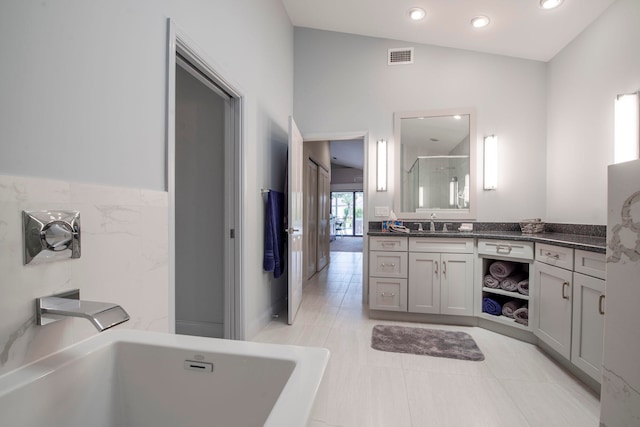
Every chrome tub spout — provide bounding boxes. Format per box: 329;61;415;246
36;289;130;332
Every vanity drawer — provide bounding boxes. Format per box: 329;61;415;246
409;237;474;254
478;239;534;260
369;278;407;311
535;243;574;270
369;251;408;278
574;249;606;280
369;235;408;252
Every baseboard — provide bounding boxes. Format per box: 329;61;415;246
537;339;601;395
247;297;287;340
369;310;478;327
478;318;537;344
175;320;224;338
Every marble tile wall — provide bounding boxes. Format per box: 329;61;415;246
602;160;640;426
0;175;169;375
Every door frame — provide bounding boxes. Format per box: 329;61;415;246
302;131;369;304
166;19;245;339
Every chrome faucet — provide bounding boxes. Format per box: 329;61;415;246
429;213;436;232
414;222;424;232
36;289;130;332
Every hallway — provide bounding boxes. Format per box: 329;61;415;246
252;251;600;427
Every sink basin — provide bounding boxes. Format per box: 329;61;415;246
0;330;329;427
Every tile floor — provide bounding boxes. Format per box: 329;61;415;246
252;251;600;427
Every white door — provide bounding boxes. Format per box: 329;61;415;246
317;165;330;271
305;159;318;278
288;117;304;325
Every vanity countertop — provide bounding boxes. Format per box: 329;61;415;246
367;230;606;253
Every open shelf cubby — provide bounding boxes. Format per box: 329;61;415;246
480;257;531;330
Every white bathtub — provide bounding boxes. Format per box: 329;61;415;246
0;330;329;427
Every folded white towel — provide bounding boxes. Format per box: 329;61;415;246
483;274;501;288
517;279;529;296
502;300;523;318
513;306;529;326
500;273;527;292
489;261;519;280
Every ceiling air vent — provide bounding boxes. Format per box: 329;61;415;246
388;47;414;65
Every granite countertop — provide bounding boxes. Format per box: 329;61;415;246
367;229;607;253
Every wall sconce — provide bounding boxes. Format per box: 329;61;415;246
377;139;387;191
484;135;498;190
614;92;639;164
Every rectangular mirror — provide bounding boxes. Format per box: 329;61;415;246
394;108;476;220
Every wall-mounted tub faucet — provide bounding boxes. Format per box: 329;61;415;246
36;289;130;332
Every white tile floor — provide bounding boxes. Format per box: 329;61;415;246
252;251;601;427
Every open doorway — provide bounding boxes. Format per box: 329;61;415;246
329;140;364;254
167;22;244;339
301;132;368;308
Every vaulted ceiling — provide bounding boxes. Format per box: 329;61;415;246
282;0;616;62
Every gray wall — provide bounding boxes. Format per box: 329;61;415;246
294;27;548;222
331;166;363;192
0;0;294;339
546;0;640;224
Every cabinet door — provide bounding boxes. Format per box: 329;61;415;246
408;252;440;314
572;272;605;382
534;261;573;359
440;253;474;316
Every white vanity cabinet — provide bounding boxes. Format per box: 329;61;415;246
534;244;607;382
368;236;408;311
571;250;606;382
408;238;474;316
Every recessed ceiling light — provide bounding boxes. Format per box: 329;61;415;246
453;115;462;120
471;16;490;28
408;7;426;21
540;0;563;10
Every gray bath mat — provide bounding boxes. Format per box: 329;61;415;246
371;325;484;361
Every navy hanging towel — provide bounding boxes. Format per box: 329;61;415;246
263;190;285;278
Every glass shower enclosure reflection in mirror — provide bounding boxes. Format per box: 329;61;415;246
394;109;476;220
405;156;470;211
